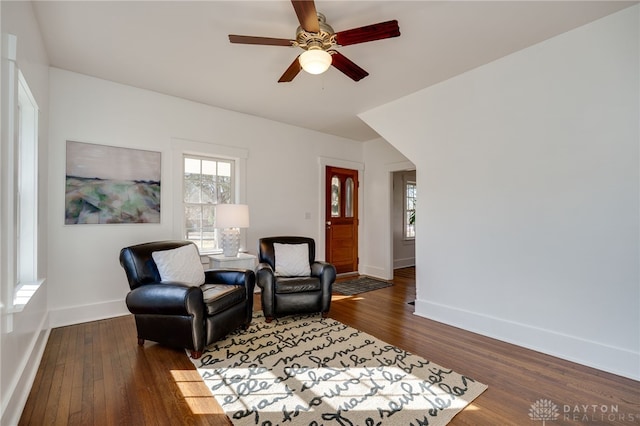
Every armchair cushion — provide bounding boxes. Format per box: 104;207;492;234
274;243;311;277
275;276;321;294
152;244;205;286
202;284;246;315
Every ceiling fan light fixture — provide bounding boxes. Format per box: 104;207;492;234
299;48;332;75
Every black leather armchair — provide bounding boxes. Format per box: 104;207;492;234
119;240;255;359
256;236;336;322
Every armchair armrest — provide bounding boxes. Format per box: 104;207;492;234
311;261;337;286
311;262;336;312
204;268;255;294
311;261;336;279
125;283;204;316
255;263;275;288
256;262;276;318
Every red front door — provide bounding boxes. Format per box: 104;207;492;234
325;166;358;274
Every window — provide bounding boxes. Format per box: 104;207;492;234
405;181;416;239
4;69;42;310
1;35;42;312
17;72;39;286
183;155;234;252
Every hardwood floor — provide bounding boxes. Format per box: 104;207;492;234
20;268;639;425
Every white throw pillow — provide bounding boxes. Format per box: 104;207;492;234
274;243;311;277
152;244;205;286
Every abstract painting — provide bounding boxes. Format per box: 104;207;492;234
65;141;161;224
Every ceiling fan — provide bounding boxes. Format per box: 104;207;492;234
228;0;400;83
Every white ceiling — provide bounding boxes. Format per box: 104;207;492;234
31;1;636;141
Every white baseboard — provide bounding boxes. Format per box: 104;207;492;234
1;314;50;426
49;299;130;328
415;299;640;381
359;264;392;280
393;257;415;269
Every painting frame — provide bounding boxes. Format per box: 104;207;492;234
65;140;161;224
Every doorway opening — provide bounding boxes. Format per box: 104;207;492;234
391;170;416;270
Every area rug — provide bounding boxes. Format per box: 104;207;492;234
189;313;487;426
333;276;393;295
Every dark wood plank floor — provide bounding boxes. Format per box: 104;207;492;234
20;268;639;425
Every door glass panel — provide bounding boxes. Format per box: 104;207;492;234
331;176;340;217
345;177;354;217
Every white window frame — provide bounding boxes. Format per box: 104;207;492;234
1;33;43;313
171;138;248;255
183;154;235;253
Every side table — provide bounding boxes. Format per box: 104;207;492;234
208;253;257;271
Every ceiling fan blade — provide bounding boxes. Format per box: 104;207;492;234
330;51;369;82
291;0;320;33
335;20;400;46
278;56;302;83
229;35;294;46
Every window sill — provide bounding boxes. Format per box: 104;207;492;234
10;279;45;313
199;249;223;256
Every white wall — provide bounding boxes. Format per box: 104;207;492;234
360;5;640;379
1;2;50;424
47;68;364;327
361;138;414;279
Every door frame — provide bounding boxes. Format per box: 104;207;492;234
383;161;416;280
317;157;364;266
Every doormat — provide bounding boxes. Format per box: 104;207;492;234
333;276;393;295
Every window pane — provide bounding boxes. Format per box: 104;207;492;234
185;204;202;241
201;204;217;251
201;159;217;176
331;176;340;217
184;173;201;203
407;197;416;210
406;185;415;199
201;174;216;204
406;223;415;238
345;177;354;218
218;161;231;177
184;157;201;174
218;176;232;204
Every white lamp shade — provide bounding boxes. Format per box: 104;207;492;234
215;204;250;228
299;49;332;75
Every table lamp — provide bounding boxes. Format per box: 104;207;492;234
215;204;250;257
